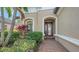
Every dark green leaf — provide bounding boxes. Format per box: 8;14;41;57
23;7;28;12
6;7;12;17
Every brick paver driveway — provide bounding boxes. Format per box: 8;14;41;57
38;39;68;52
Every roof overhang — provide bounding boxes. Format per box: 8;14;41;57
54;7;60;14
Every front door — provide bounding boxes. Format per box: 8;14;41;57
44;22;53;36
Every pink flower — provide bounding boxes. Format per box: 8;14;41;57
16;24;27;32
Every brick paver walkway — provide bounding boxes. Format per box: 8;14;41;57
38;39;68;52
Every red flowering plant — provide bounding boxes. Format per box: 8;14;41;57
16;24;27;38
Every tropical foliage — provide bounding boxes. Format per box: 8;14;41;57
0;7;43;52
0;7;28;46
0;7;12;46
27;32;43;45
0;40;36;52
16;24;27;32
16;24;27;38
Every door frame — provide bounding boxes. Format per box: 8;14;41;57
42;16;57;36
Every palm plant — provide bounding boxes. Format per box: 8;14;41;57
0;7;5;46
0;7;28;46
0;7;12;46
4;7;28;46
4;7;17;46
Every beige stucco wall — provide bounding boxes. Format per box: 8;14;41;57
0;18;11;31
37;9;56;32
26;13;38;31
57;7;79;39
25;9;56;33
55;7;79;52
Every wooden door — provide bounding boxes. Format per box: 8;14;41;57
44;22;53;36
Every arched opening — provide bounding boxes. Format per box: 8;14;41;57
24;18;33;32
44;17;56;39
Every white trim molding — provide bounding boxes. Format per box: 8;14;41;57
42;15;57;36
54;34;79;46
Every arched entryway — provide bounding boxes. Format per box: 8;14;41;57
43;17;56;39
24;18;33;32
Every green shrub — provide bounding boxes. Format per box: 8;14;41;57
5;31;20;39
0;46;23;52
9;32;20;43
0;46;25;52
0;39;37;52
13;39;37;52
27;32;43;44
0;47;15;52
4;31;8;38
3;31;20;45
11;32;20;39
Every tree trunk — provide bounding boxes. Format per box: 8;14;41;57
0;7;5;46
3;7;17;46
16;7;27;24
16;7;26;20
